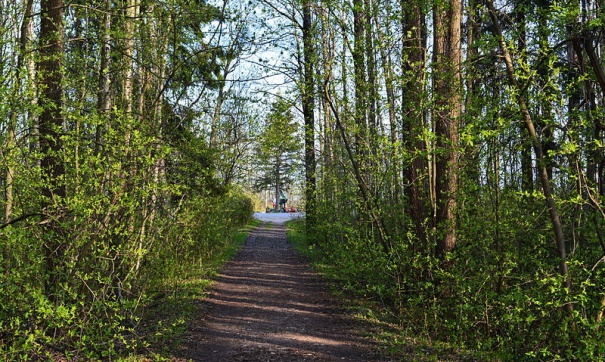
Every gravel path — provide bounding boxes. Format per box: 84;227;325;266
252;212;305;224
174;222;384;361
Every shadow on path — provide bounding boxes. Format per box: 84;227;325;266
175;223;384;361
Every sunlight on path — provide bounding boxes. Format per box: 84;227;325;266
175;223;381;361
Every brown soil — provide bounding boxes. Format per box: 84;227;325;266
173;222;386;361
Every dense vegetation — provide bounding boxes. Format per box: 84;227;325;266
2;0;605;360
287;0;605;360
0;0;254;359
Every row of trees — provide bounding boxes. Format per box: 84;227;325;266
0;0;256;358
263;0;605;359
3;0;605;358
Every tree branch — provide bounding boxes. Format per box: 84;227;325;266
0;213;42;230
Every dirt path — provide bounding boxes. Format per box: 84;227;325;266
174;223;385;361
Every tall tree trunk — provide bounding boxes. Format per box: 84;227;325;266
433;0;462;256
96;0;112;154
302;0;316;229
514;0;533;192
275;157;281;211
123;0;139;125
364;0;379;145
97;2;112;115
580;28;605;195
537;1;555;180
402;0;427;244
319;3;335;201
38;0;66;300
353;0;367;158
39;0;66;206
352;0;378;233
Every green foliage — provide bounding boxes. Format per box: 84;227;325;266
299;0;605;359
0;0;259;359
1;61;252;362
5;0;605;359
0;158;253;360
309;171;605;361
146;189;253;286
254;98;301;193
131;195;254;359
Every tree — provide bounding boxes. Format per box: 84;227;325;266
401;0;428;244
432;0;462;256
38;0;66;300
302;0;317;228
38;0;65;205
0;0;261;358
255;98;300;210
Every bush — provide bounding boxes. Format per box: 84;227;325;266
0;155;253;361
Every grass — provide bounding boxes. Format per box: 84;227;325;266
285;218;500;362
121;219;261;361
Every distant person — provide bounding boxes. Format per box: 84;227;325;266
279;190;288;211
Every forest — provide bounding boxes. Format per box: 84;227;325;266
1;0;605;360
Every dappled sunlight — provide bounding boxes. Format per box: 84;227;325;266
176;223;380;361
275;333;348;346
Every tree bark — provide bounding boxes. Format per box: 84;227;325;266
536;1;555;180
96;0;112;154
433;0;462;256
364;0;379;139
353;0;367;157
302;0;316;229
511;0;534;192
581;31;605;195
38;0;65;300
319;3;335;199
39;0;65;205
401;0;427;244
275;157;281;211
123;0;139;124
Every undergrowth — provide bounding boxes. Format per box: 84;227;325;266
126;219;260;361
286;218;500;362
0;184;256;361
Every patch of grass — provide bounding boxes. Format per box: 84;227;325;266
356;309;502;362
133;278;212;359
285;219;308;253
286;220;500;362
